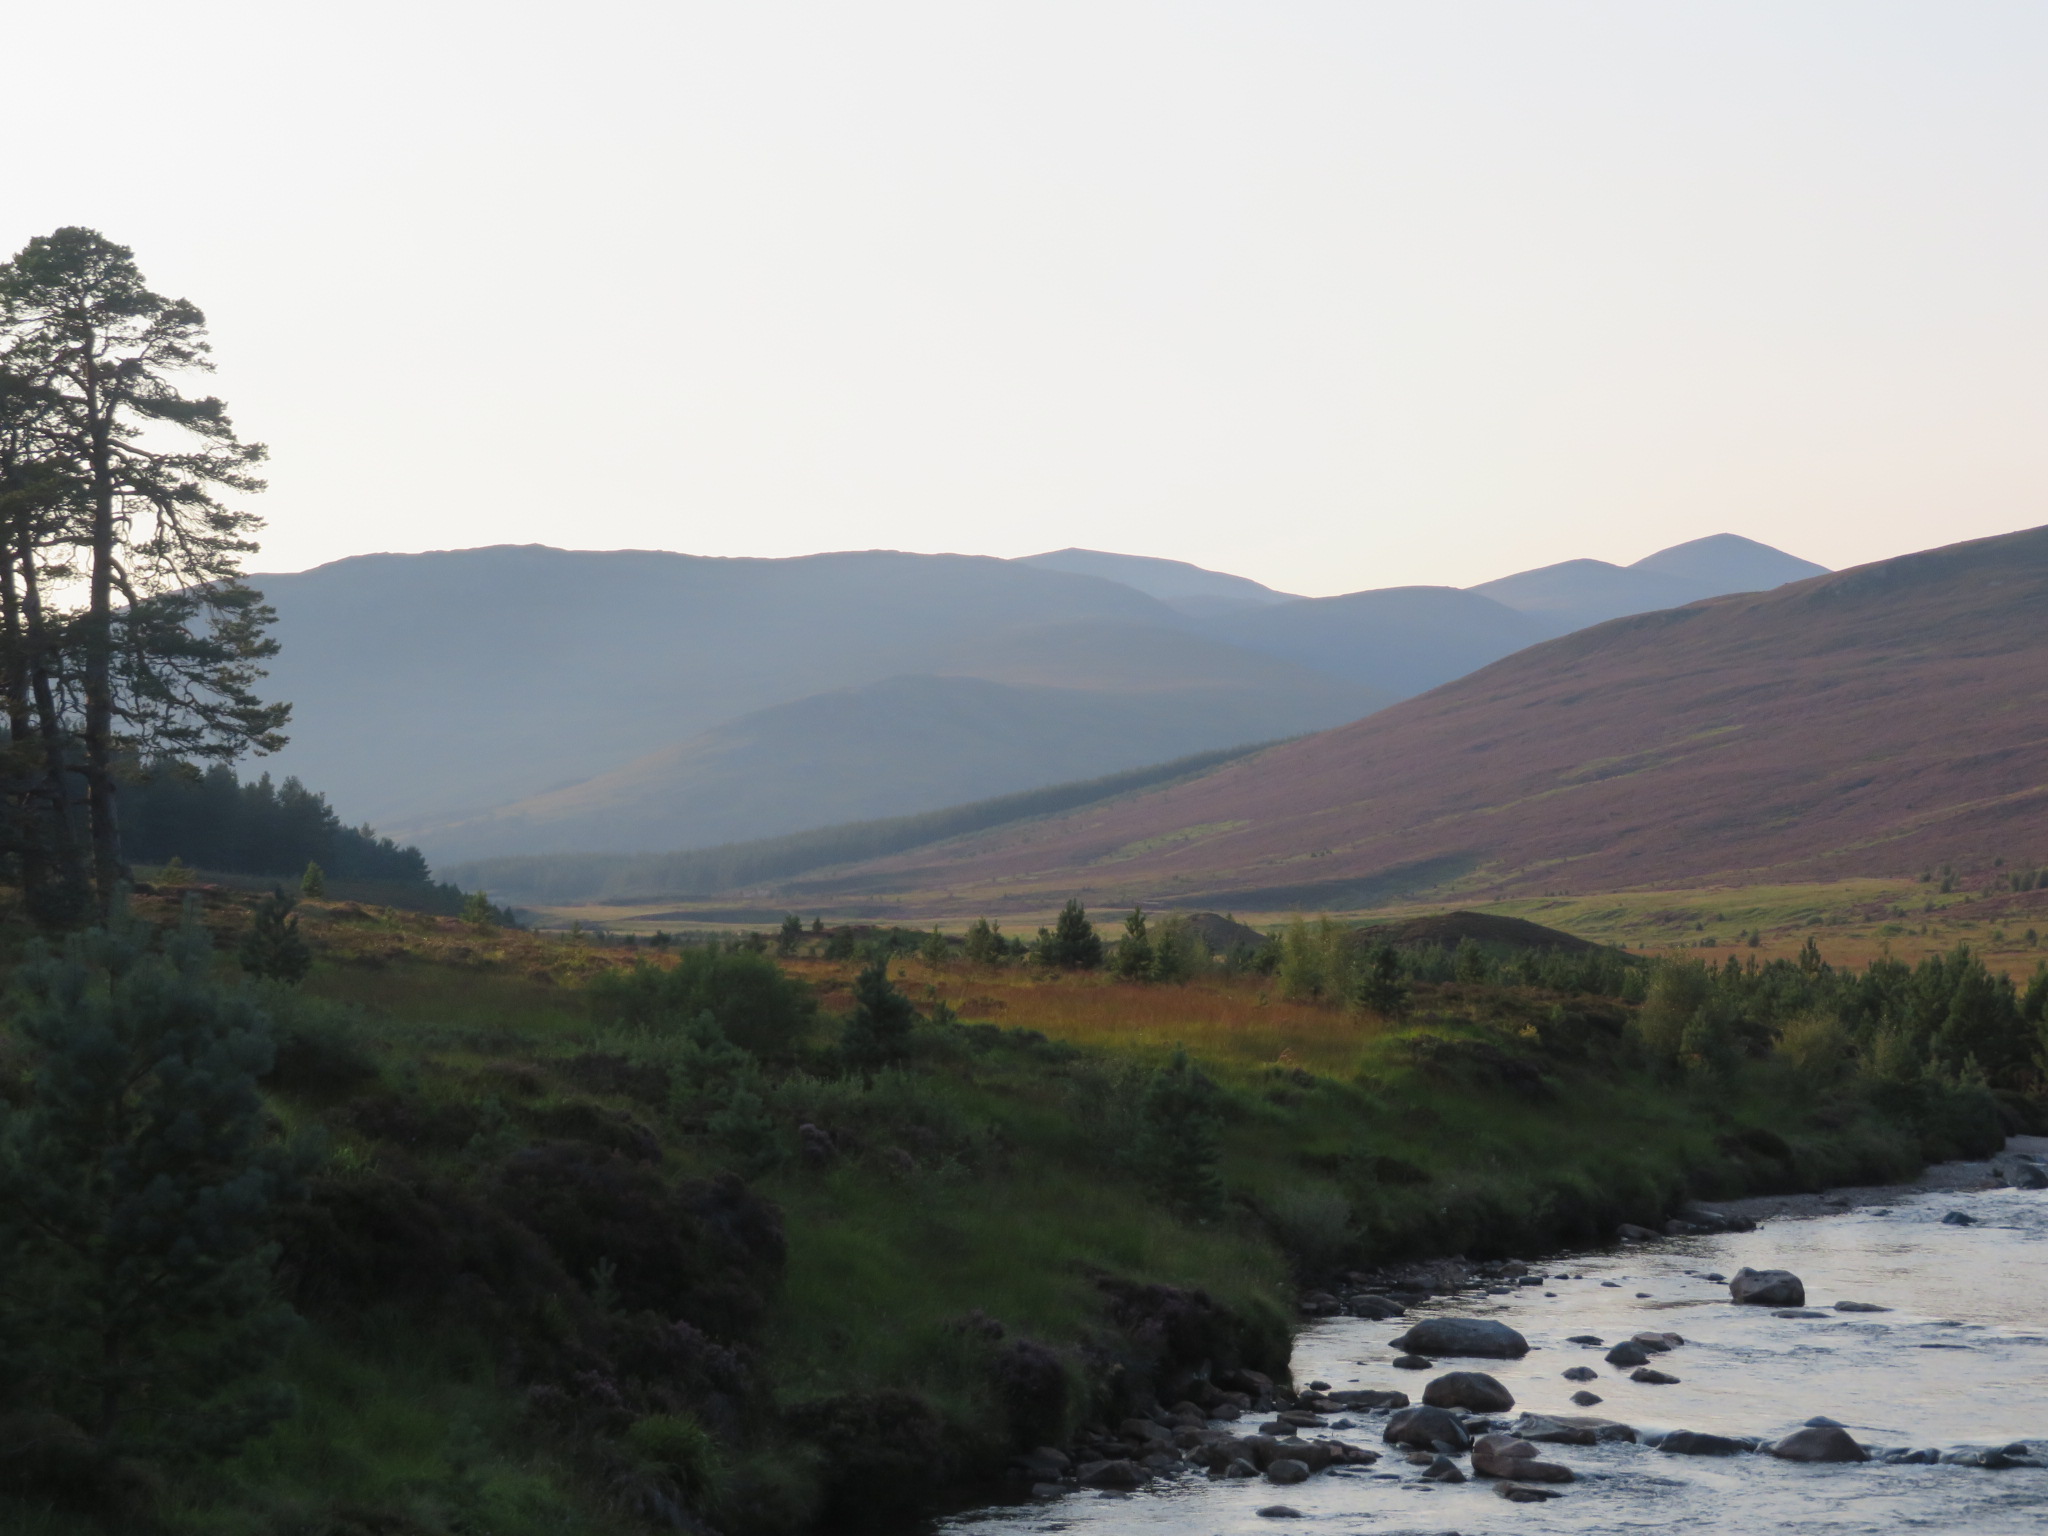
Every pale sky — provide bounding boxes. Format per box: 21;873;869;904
5;1;2045;596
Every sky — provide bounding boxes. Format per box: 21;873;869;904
4;1;2046;596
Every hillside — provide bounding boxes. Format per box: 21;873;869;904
247;534;1827;866
791;525;2048;913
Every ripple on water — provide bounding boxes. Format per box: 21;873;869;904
938;1183;2048;1536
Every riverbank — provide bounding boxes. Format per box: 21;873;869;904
0;891;2037;1535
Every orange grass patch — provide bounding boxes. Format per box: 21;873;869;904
788;957;1390;1075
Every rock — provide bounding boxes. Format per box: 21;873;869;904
1222;1458;1258;1478
1565;1334;1604;1346
1121;1418;1173;1444
1265;1458;1310;1484
1803;1416;1845;1428
1942;1210;1975;1226
1730;1267;1805;1307
1616;1222;1662;1241
1391;1354;1434;1370
1420;1453;1465;1482
1562;1366;1598;1382
1389;1318;1530;1358
1029;1481;1063;1497
1383;1405;1471;1452
1651;1430;1749;1456
1422;1371;1516;1412
1348;1294;1407;1319
1604;1341;1651;1367
2005;1162;2048;1190
1332;1389;1410;1410
1774;1308;1831;1319
1255;1505;1304;1518
1886;1448;1939;1464
1077;1458;1145;1490
1770;1427;1869;1462
1306;1380;1330;1391
1016;1447;1071;1481
1507;1415;1594;1446
1570;1390;1603;1407
1471;1432;1575;1482
1496;1482;1565;1501
1273;1410;1325;1429
1633;1330;1684;1351
1630;1367;1679;1385
1834;1301;1890;1313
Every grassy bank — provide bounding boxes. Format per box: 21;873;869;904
0;889;2037;1534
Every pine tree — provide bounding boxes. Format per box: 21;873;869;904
1353;944;1410;1018
299;860;325;898
841;954;919;1075
238;889;311;983
1115;906;1154;980
0;904;298;1457
1036;899;1103;969
962;916;1005;965
919;926;949;968
776;912;804;957
1135;1048;1223;1219
460;888;494;925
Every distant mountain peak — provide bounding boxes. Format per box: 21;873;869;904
1014;548;1297;616
1629;533;1829;588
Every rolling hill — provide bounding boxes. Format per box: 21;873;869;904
246;533;1829;866
785;525;2048;914
1469;533;1829;631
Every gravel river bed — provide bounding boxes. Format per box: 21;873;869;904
939;1160;2048;1536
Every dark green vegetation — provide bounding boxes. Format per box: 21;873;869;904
443;743;1275;907
0;891;2039;1535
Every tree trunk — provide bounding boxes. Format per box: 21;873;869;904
82;349;120;916
18;546;87;921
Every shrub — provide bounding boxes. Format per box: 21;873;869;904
0;908;298;1463
1277;915;1351;1001
962;917;1005;965
840;956;918;1076
1150;916;1207;983
1114;907;1154;980
588;948;817;1063
1033;900;1102;969
1134;1049;1224;1219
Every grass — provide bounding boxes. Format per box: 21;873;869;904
3;881;2024;1534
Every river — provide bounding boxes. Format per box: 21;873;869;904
940;1160;2048;1536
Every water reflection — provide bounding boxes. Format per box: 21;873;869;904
941;1184;2047;1535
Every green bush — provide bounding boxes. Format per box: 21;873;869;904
588;946;818;1062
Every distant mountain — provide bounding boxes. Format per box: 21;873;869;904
408;665;1373;862
795;525;2048;913
1470;533;1829;632
1196;586;1555;694
1015;547;1298;617
244;532;1834;868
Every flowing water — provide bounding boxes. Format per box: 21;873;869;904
941;1178;2048;1536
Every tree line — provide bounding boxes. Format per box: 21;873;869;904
0;228;284;925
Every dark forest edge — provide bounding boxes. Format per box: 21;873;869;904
0;890;2039;1535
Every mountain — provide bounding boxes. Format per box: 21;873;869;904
245;532;1829;866
409;663;1373;862
1196;586;1555;694
790;526;2048;913
1470;533;1830;632
250;545;1193;827
1015;547;1297;617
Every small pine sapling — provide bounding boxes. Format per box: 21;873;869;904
1115;906;1154;981
299;860;325;898
962;916;1005;965
460;888;495;926
777;913;805;957
1135;1048;1224;1219
841;954;919;1074
1353;944;1410;1018
239;889;313;983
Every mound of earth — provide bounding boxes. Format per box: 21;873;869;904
1360;911;1601;953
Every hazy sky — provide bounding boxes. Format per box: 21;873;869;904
6;2;2045;595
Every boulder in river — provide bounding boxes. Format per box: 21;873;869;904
1769;1427;1869;1462
1570;1390;1604;1407
1420;1453;1465;1482
1633;1330;1684;1351
1616;1222;1662;1241
1265;1458;1310;1484
1423;1371;1515;1412
1514;1413;1637;1444
1389;1318;1529;1358
1941;1210;1974;1226
1391;1354;1434;1370
1496;1482;1565;1502
1604;1340;1651;1367
1630;1367;1679;1384
1077;1458;1146;1490
1383;1405;1471;1451
1651;1431;1750;1456
1562;1366;1598;1382
1833;1301;1890;1313
1730;1267;1805;1306
1472;1432;1575;1482
1255;1505;1303;1518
